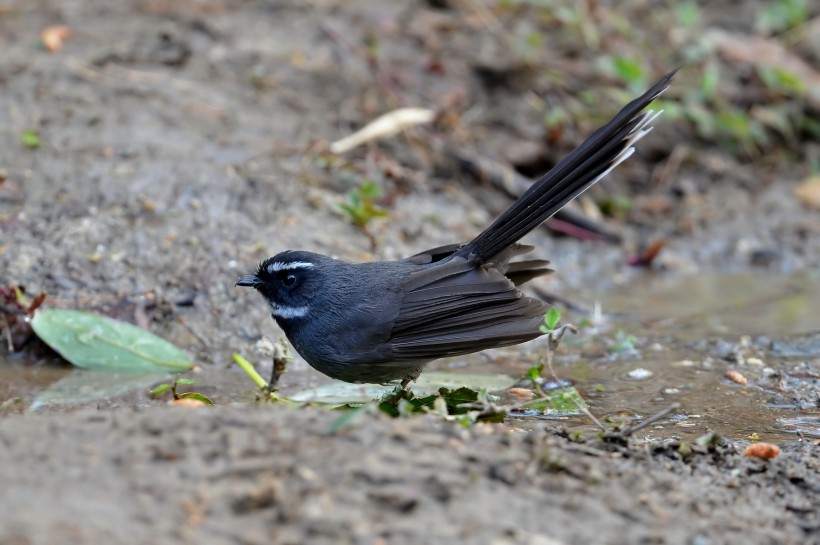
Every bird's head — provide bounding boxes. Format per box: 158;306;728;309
236;250;327;321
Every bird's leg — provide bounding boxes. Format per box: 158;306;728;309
399;366;423;392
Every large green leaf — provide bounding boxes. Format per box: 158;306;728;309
31;309;194;372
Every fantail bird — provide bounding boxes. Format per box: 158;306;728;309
237;70;675;385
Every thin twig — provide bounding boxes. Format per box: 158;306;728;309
267;339;292;392
1;316;13;351
652;143;688;187
458;394;554;414
606;403;681;440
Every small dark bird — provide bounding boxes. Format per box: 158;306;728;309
237;71;675;385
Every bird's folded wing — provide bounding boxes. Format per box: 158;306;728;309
388;258;549;361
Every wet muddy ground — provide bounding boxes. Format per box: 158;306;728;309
1;1;819;544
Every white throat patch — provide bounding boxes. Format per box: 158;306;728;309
266;261;315;274
269;301;309;320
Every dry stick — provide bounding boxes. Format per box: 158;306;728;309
606;403;681;440
457;394;555;415
267;340;292;391
360;226;379;253
652;143;688;187
1;316;13;351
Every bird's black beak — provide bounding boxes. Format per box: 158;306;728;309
235;274;258;288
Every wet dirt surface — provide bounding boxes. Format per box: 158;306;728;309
1;407;818;545
1;1;819;544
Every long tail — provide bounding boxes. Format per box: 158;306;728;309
457;70;676;264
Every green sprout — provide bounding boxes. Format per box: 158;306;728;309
756;0;808;34
233;353;268;390
675;2;700;30
233;353;284;402
540;307;561;334
338;180;389;229
148;376;213;405
611;331;637;353
21;130;41;149
610;57;646;91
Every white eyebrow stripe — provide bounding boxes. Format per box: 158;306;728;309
268;301;310;319
266;261;315;273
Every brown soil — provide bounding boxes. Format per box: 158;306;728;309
1;407;818;545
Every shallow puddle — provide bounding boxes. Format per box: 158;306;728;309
2;272;818;442
531;270;820;442
589;270;820;339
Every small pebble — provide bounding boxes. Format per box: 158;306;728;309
744;442;780;459
627;368;653;380
725;370;748;385
507;387;536;401
171;398;207;408
749;249;779;267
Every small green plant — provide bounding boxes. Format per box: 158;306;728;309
675;2;700;30
757;66;807;96
526;362;544;383
21;130;41;149
527;308;594;420
338;180;389;228
149;376;213;405
610;57;646;91
611;330;637;353
699;61;720;100
233;353;269;390
540;307;561;334
534;307;574;385
756;0;808;34
597;194;633;218
329;385;507;432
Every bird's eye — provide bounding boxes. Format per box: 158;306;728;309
282;274;297;287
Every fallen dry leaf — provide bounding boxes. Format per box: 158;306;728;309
41;25;71;52
330;108;436;154
794;176;820;210
628;239;667;268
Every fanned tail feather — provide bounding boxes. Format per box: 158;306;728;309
457;70;676;263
